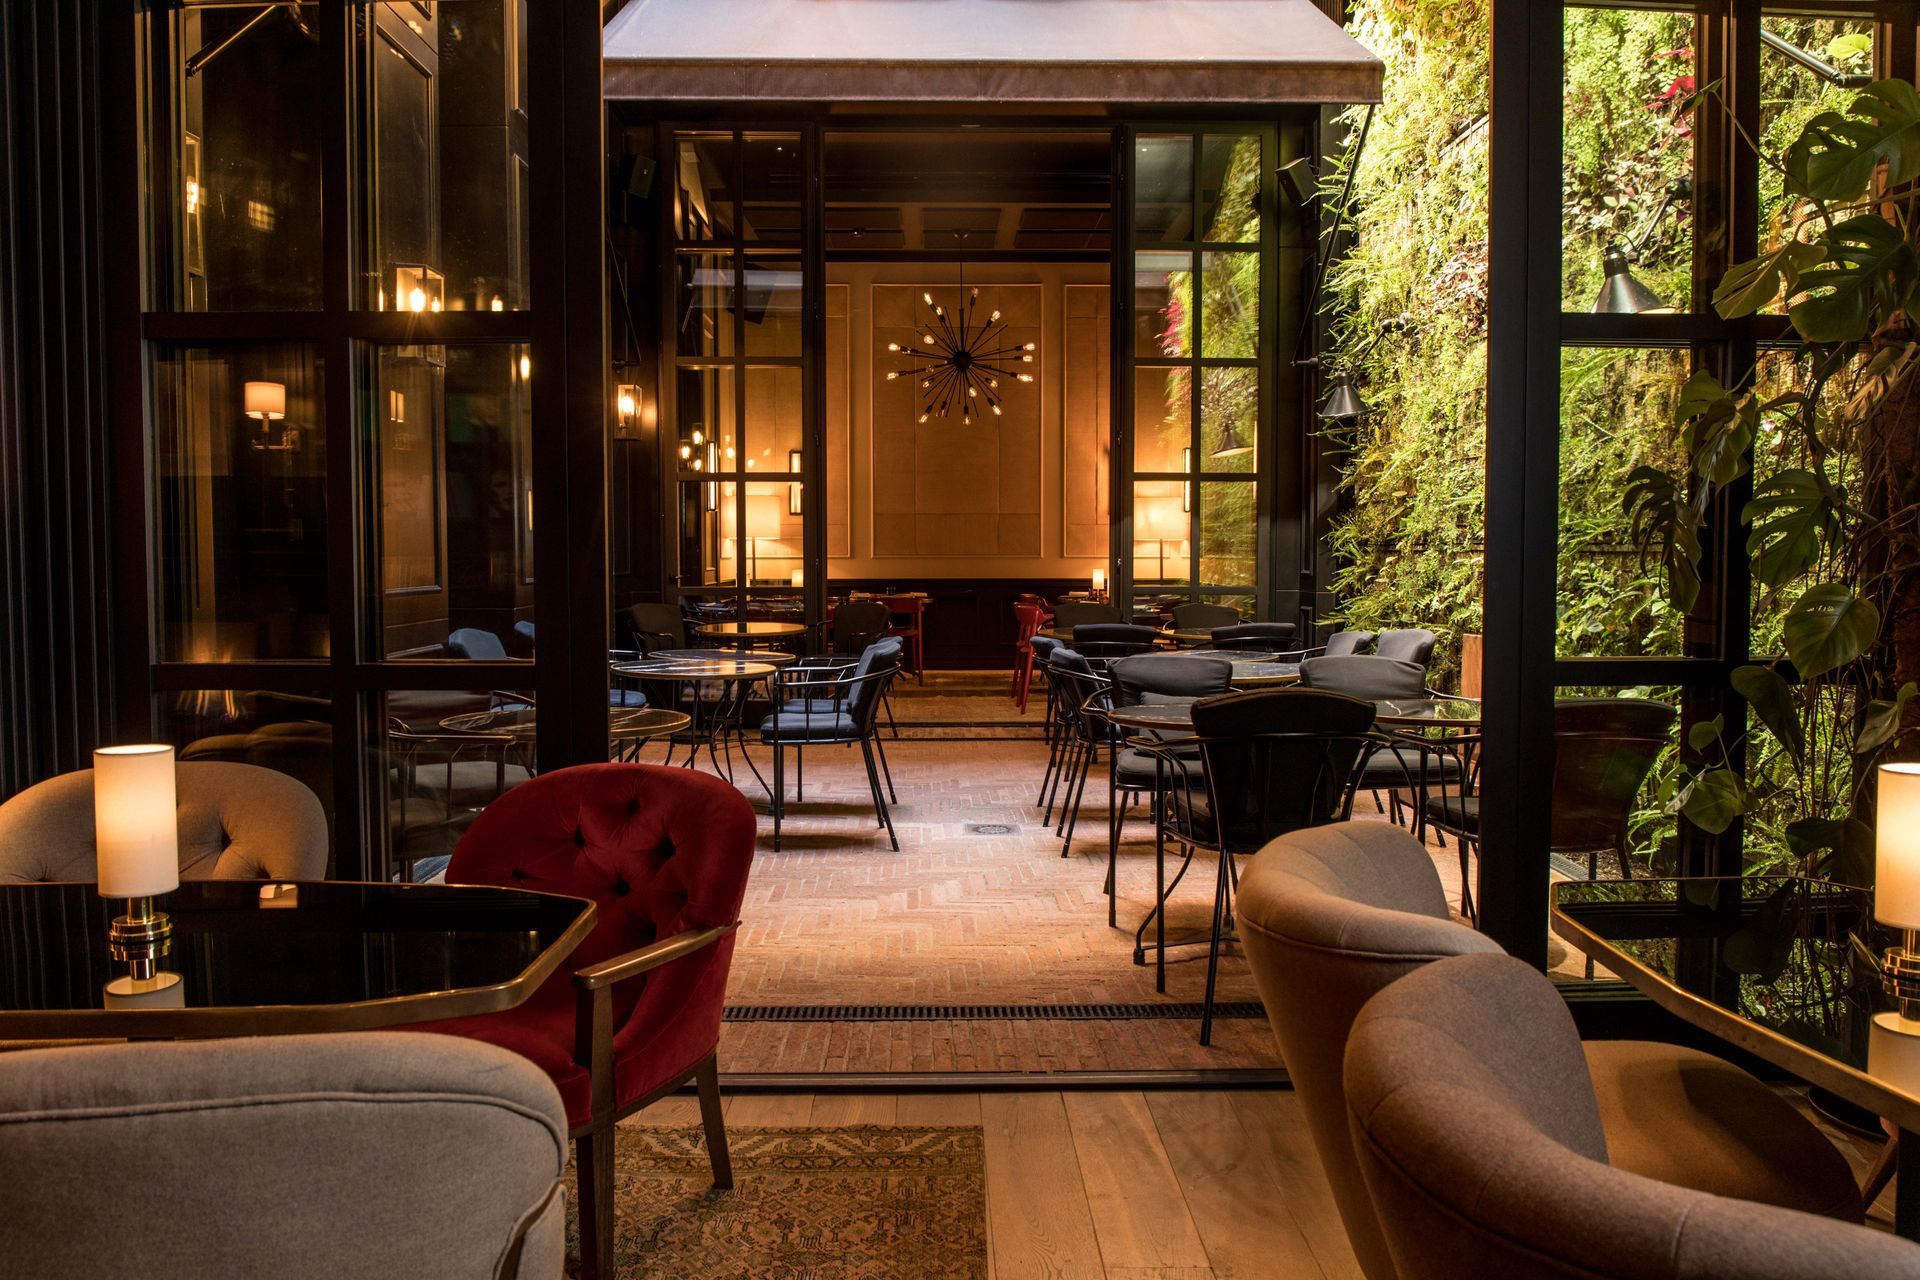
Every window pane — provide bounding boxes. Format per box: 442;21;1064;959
154;344;327;660
362;1;531;311
1199;481;1256;588
745;366;803;468
678;480;732;585
1133;366;1190;473
1200;366;1257;473
164;4;325;309
738;481;801;587
372;343;534;660
379;687;536;882
742;258;803;356
1199;134;1262;244
1134;252;1192;359
1134;134;1193;242
740;133;802;245
1557;347;1689;657
1562;8;1696;313
1200;251;1259;358
1758;17;1876;314
677;253;737;358
1132;481;1190;585
676;132;736;241
165;689;336;867
674;366;738;474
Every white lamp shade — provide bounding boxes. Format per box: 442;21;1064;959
1138;498;1189;541
93;745;180;899
1878;764;1920;930
243;381;286;420
1091;568;1106;592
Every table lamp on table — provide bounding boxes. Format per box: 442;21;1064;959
94;744;182;998
1875;763;1920;1030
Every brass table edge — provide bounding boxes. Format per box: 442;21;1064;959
1549;898;1920;1134
0;883;599;1041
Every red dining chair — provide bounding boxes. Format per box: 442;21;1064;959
878;593;927;683
1012;601;1051;711
414;763;756;1280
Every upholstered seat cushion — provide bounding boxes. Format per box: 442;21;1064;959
1584;1039;1864;1221
1354;745;1461;787
1423;792;1480;833
609;688;649;709
1115;747;1203;789
760;710;857;742
407;760;534;808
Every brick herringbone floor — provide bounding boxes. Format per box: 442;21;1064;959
699;692;1471;1075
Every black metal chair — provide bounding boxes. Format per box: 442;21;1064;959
1425;697;1674;920
1171;602;1241;632
1209;622;1297;651
1300;655;1460;827
1273;628;1375;662
1072;622;1160;662
829;599;893;656
1375;627;1439;668
626;602;688;655
1038;645;1092;822
760;643;902;851
1095;654;1233;923
1046;655;1114;852
1132;688;1382;1043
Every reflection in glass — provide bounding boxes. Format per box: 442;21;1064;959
1134;252;1192;359
1200;366;1257;471
155;344;327;660
745;366;803;466
741;134;802;244
1133;482;1191;585
363;1;530;311
676;133;736;240
1133;366;1189;473
737;482;802;586
380;688;533;882
1199;134;1262;243
164;689;336;864
1199;482;1257;587
742;259;804;356
1134;135;1193;242
677;253;737;358
675;366;738;477
1557;347;1689;657
1201;252;1259;358
165;4;324;309
373;343;533;660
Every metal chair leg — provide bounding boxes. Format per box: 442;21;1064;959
862;739;899;851
1200;849;1232;1047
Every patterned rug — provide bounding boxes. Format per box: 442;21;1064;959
569;1125;988;1279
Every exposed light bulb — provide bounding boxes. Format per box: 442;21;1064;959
692;429;704;445
1023;342;1035;351
1017;373;1034;383
1020;354;1033;363
922;292;934;306
490;295;503;311
918;412;929;423
923;334;936;344
887;342;901;352
408;286;427;312
967;385;977;398
679;444;692;459
991;404;1002;416
990;310;1001;322
518;354;530;379
886;371;900;381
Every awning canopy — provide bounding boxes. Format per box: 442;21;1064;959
603;0;1383;106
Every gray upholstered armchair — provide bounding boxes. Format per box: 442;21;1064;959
1236;821;1864;1280
0;761;328;882
0;1032;567;1279
1346;954;1920;1280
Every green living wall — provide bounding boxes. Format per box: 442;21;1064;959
1326;0;1872;866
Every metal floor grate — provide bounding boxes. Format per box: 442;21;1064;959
723;1001;1266;1023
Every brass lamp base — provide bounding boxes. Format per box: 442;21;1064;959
1880;930;1920;1029
108;897;172;980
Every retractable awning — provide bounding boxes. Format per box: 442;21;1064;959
603;0;1383;105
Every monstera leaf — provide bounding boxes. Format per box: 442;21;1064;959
1786;815;1876;887
1730;664;1806;767
1721;882;1798;983
1786;213;1918;343
1783;583;1880;679
1856;682;1919;755
1624;465;1703;614
1672;766;1749;835
1784;79;1920;202
1714;241;1826;319
1743;468;1840;587
1676;372;1755;487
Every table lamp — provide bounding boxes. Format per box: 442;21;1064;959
1876;763;1920;1028
1138;497;1189;583
94;745;180;979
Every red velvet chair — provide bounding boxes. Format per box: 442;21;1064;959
1011;601;1051;711
415;763;756;1280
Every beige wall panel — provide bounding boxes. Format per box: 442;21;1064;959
824;284;851;558
1061;283;1111;560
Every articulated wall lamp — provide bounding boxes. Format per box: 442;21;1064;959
1593;177;1691;315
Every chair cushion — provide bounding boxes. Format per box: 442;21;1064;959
1424;793;1480;833
609;688;649;708
760;710;857;742
407;760;534;808
1584;1039;1863;1221
1115;747;1204;788
1354;746;1462;787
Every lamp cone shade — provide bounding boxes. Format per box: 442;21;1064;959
1209;420;1253;458
93;745;179;899
1592;245;1674;315
1877;763;1920;930
1319;374;1370;421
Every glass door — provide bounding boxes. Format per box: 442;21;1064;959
663;128;818;628
1116;126;1276;622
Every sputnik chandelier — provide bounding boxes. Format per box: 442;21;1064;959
886;287;1035;424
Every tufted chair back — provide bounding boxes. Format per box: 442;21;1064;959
443;763;755;1100
0;762;328;883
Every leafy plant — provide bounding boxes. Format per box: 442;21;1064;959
1627;78;1920;883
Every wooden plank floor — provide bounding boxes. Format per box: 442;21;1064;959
626;1088;1362;1280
